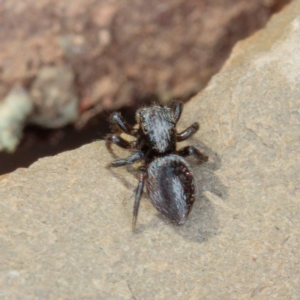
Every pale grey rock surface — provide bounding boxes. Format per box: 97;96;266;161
1;1;300;299
0;87;33;152
0;66;79;152
29;66;79;128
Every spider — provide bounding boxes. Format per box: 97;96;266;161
106;102;208;231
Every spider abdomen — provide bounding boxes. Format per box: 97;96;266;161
146;154;196;225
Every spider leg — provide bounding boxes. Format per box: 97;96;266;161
177;146;208;163
111;151;144;168
176;122;199;142
106;134;137;150
110;112;138;136
172;101;183;123
132;166;147;231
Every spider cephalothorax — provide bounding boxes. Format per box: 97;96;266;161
106;102;208;230
135;106;177;161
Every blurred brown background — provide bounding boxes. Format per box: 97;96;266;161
0;0;290;174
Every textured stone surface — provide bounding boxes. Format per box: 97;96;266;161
1;1;300;299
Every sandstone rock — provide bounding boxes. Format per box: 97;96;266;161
1;1;300;299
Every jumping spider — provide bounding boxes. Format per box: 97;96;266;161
106;102;208;230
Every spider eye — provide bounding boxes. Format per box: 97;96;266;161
143;126;148;134
136;111;141;123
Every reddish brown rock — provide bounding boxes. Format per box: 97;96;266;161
0;0;290;120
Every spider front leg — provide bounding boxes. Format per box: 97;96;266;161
177;146;208;163
106;134;137;151
110;112;138;136
132;166;147;231
110;151;144;168
176;122;199;142
172;101;183;123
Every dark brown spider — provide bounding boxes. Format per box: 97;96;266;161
106;102;208;230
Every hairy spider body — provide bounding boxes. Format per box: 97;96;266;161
106;102;208;230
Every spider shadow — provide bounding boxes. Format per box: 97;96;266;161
174;139;227;243
134;140;227;243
